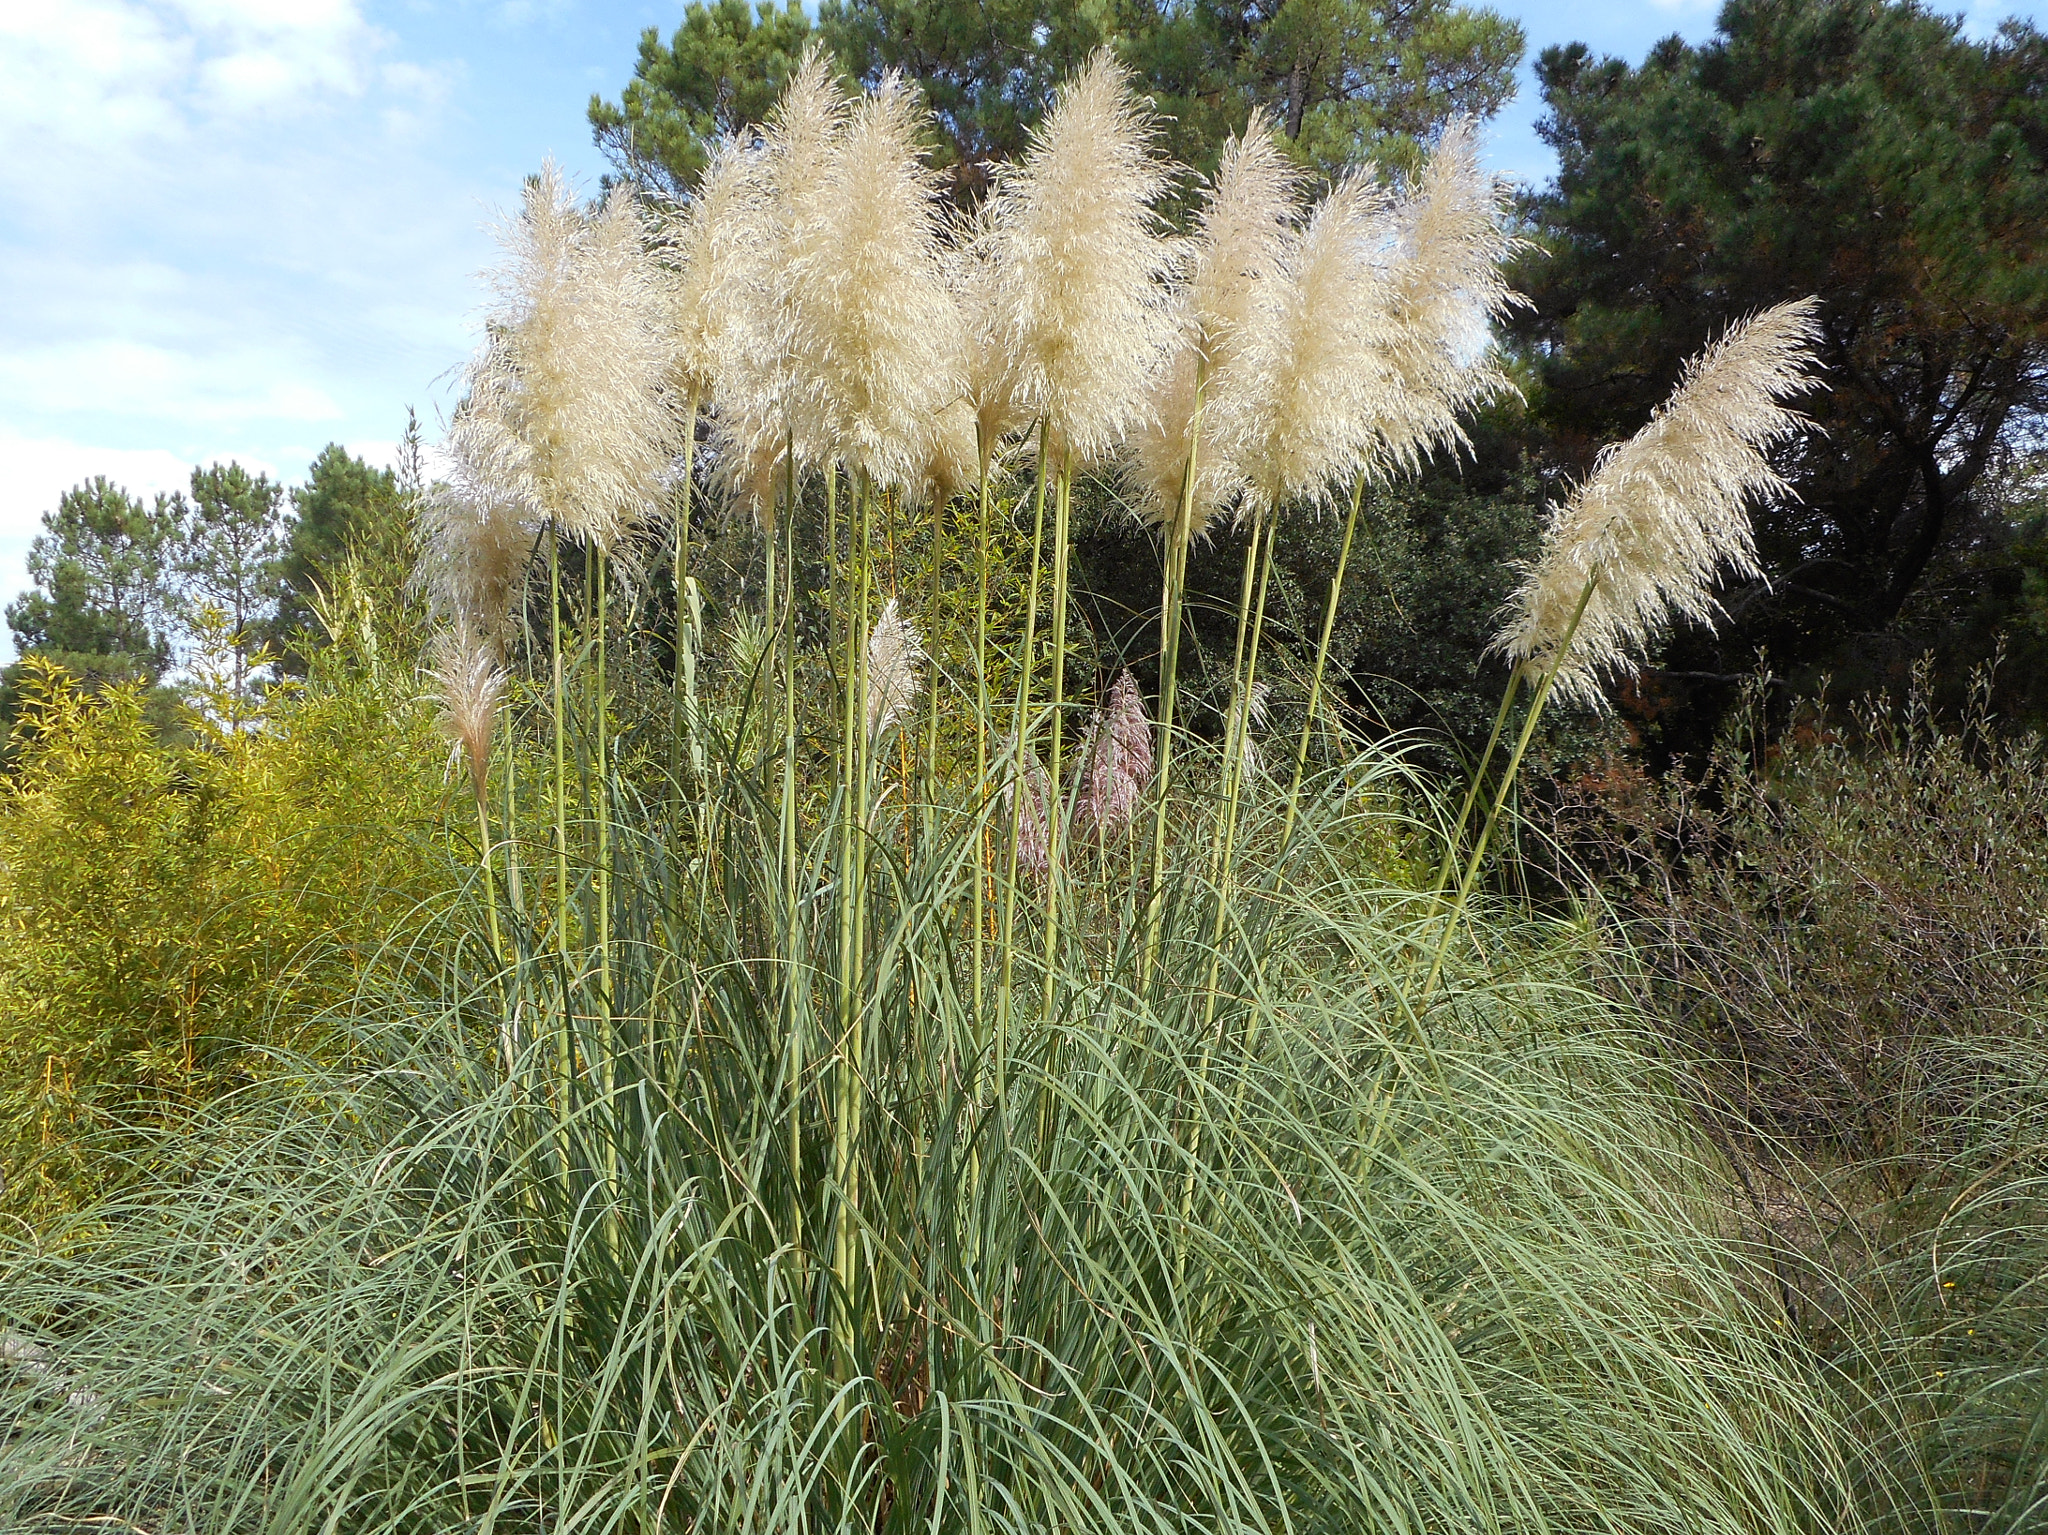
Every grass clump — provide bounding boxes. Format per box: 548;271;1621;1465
0;772;1858;1533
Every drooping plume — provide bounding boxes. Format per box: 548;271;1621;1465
417;458;537;650
431;627;507;803
450;164;681;554
864;597;926;740
1074;668;1154;838
1127;113;1302;532
1495;298;1822;707
985;49;1176;467
1002;736;1055;876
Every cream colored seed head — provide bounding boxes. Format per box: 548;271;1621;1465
661;132;772;409
950;208;1028;467
986;49;1177;469
431;625;507;803
1495;298;1823;707
707;45;847;520
782;71;966;494
1127;113;1302;533
864;597;927;740
1372;118;1520;477
459;163;681;555
417;467;536;651
1234;170;1404;517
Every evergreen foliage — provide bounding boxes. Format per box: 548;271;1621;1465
1515;0;2048;756
589;0;1524;199
4;477;177;688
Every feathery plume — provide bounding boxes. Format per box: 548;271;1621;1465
1232;171;1403;515
1074;668;1154;838
454;164;681;553
705;46;847;518
781;73;966;493
1495;298;1822;707
1230;122;1518;516
864;597;926;739
985;49;1177;467
1373;119;1519;474
911;395;983;510
661;132;772;407
416;469;536;650
950;214;1027;465
431;627;507;803
1002;735;1055;876
1127;114;1302;532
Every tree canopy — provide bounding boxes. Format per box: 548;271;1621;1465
267;444;409;675
590;0;1522;198
5;478;176;687
1514;0;2048;755
6;443;416;721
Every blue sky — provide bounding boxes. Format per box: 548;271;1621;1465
1;0;2038;660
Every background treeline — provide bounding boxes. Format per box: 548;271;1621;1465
5;432;416;731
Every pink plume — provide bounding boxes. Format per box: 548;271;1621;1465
1073;668;1153;839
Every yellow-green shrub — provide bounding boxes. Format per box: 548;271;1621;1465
0;641;451;1226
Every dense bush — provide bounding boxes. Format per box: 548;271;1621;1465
1554;664;2048;1164
0;610;452;1227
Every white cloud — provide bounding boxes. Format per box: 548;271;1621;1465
0;433;214;545
0;340;347;428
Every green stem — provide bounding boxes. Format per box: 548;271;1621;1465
550;533;568;957
1418;573;1598;1001
997;422;1053;1080
833;474;876;1366
973;433;992;1037
1281;475;1365;852
595;547;610;1004
475;781;505;971
1426;663;1522;902
672;388;698;791
1141;377;1205;988
1040;457;1073;995
503;707;524;922
1198;513;1274;1030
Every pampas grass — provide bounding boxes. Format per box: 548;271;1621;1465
783;73;965;494
430;628;506;804
1424;298;1822;996
1074;667;1153;838
1127;113;1302;534
453;162;681;555
1496;297;1822;705
863;596;925;739
983;49;1176;468
416;475;535;648
0;55;1896;1535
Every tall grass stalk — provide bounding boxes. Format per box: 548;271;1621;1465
999;423;1054;1044
1282;473;1365;848
1141;383;1203;985
1041;456;1075;986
